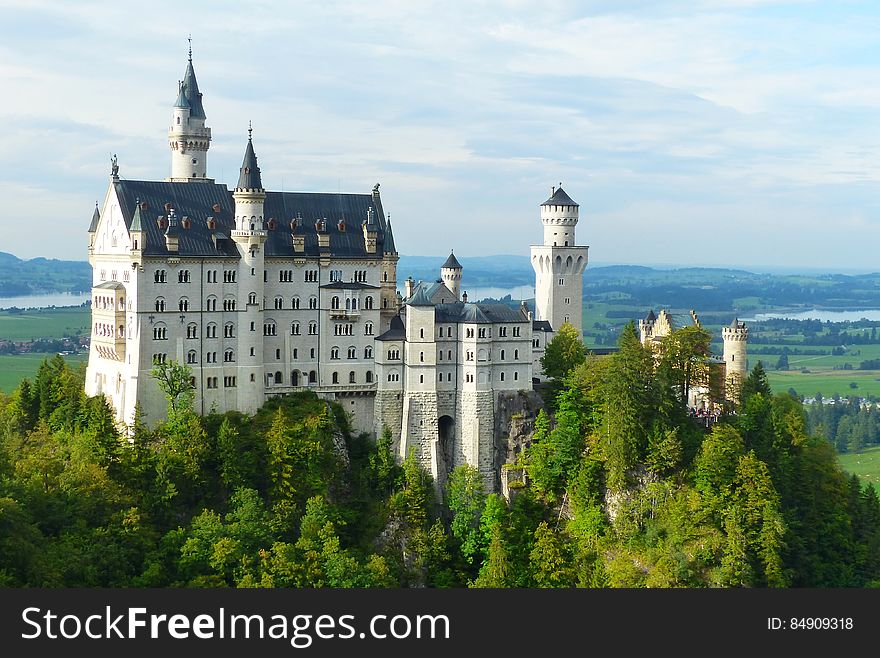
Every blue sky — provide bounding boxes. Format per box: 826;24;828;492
2;0;880;271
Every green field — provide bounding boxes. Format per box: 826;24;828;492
0;352;88;393
0;307;90;341
837;446;880;487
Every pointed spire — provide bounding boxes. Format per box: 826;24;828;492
384;215;397;255
442;250;462;270
88;202;100;233
180;40;205;119
130;199;143;232
236;126;263;190
174;80;191;109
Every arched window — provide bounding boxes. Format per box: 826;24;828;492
332;296;340;310
263;321;277;336
348;346;357;359
331;347;340;360
308;322;317;335
420;328;424;338
500;372;505;382
309;370;317;384
206;295;217;312
365;296;374;310
206;323;217;338
345;298;351;311
179;297;189;312
500;349;505;360
187;350;197;364
224;349;234;362
514;349;519;360
155;297;166;312
292;371;300;387
309;296;318;309
292;296;300;309
248;292;257;305
291;322;300;335
187;323;198;339
274;296;283;309
365;322;374;336
275;370;283;385
364;346;373;359
349;371;356;384
332;372;339;384
366;371;373;383
224;322;235;338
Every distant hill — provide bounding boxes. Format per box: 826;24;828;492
0;252;91;296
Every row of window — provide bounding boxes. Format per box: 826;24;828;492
94;295;125;311
400;371;520;384
383;348;521;362
98;270;130;283
95;322;124;338
329;346;373;360
154;295;379;313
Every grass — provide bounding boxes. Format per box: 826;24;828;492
766;370;880;399
837;446;880;487
0;352;88;393
0;308;90;342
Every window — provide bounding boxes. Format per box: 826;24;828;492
275;348;281;360
310;348;316;359
419;351;424;362
263;321;277;336
332;372;339;384
466;373;474;383
366;371;373;383
224;349;234;362
207;270;217;283
478;328;487;338
292;296;300;309
274;296;283;309
514;371;518;381
308;322;317;335
365;322;374;336
349;371;356;384
223;270;236;283
206;377;218;389
187;323;198;339
500;349;505;360
152;325;167;340
499;326;507;337
364;296;373;310
419;374;424;384
305;270;318;282
466;351;474;361
388;349;400;360
348;346;357;359
309;370;317;383
514;349;519;360
513;326;521;337
250;347;255;356
292;348;298;359
206;296;217;312
224;376;237;388
178;270;190;283
419;328;424;338
364;346;373;359
331;347;339;360
564;297;570;304
206;351;217;363
500;372;505;382
151;353;167;365
309;296;318;309
291;322;300;335
178;298;189;312
466;328;474;338
248;292;257;305
206;323;217;338
329;269;343;282
332;296;340;310
439;351;443;361
155;297;166;312
448;350;452;360
292;371;299;386
224;323;235;338
250;322;255;331
154;270;167;283
533;338;540;348
558;277;564;286
223;298;236;311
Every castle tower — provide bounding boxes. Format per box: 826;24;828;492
530;185;589;336
168;42;212;182
440;251;462;300
722;319;749;402
230;127;268;414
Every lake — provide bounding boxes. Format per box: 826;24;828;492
0;292;91;310
466;285;535;302
744;309;880;322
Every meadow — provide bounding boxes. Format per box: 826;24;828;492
0;352;88;393
0;308;90;342
837;446;880;487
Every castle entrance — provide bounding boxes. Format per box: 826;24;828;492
438;415;455;482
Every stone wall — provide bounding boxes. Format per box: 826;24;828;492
374;389;403;452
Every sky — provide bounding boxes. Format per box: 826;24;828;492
2;0;880;271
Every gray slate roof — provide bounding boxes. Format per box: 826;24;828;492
541;186;578;207
376;315;405;341
533;320;553;332
441;251;462;269
88;204;100;233
237;137;262;190
407;285;433;307
181;59;206;119
435;301;528;324
112;179;393;260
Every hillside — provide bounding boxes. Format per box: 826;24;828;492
0;252;91;296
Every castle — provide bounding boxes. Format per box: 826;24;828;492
639;309;749;408
84;48;588;490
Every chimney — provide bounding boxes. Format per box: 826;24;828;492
404;277;414;299
462;291;468;303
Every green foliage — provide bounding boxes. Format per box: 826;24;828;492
540;321;586;381
446;465;486;566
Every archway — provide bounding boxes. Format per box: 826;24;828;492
438;415;456;483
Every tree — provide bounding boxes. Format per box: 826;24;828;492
370;426;402;496
446;465;486;565
472;525;512;588
530;522;574;587
741;362;772;404
540;322;587;404
775;353;789;371
150;360;195;415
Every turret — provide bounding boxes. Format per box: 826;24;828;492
540;185;579;246
168;41;212;182
232;125;266;235
440;251;462;300
722;319;749;401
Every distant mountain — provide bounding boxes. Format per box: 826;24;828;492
0;252;91;296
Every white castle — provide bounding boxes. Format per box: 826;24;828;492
85;49;588;490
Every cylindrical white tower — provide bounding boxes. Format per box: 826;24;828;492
440;251;462;301
168;48;212;182
722;319;749;401
540;186;579;246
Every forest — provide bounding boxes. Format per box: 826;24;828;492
1;323;879;588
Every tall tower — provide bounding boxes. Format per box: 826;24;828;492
722;319;749;402
530;185;589;336
168;42;212;182
440;251;462;300
231;127;268;413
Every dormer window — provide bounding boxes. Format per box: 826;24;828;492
338;220;346;232
267;218;277;230
206;217;216;230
